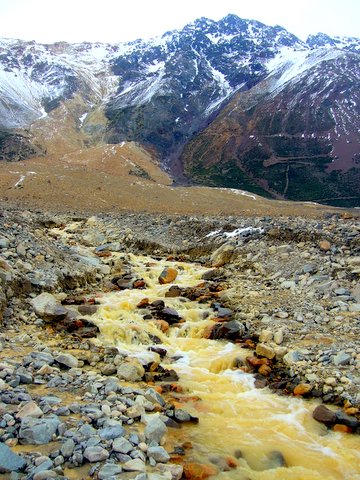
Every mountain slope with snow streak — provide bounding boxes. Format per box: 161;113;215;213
0;15;359;206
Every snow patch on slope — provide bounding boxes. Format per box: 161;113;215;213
266;47;343;94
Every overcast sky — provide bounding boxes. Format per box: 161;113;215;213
0;0;359;44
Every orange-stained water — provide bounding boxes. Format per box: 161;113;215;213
93;254;360;480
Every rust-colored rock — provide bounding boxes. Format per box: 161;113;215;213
258;364;272;377
293;384;313;396
133;279;146;289
153;320;170;333
333;424;353;433
342;212;353;220
183;463;218;480
344;407;359;416
137;298;149;308
246;356;271;368
319;240;331;252
158;267;178;284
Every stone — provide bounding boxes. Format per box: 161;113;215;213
83;446;109;462
157;463;183;480
349;304;360;312
283;350;301;365
54;353;78;369
112;437;133;454
16;401;43;419
293;384;312;396
98;420;125;440
0;238;10;249
98;464;123;479
259;330;273;342
0;443;26;473
60;439;75;458
144;388;166;407
144;416;167;444
274;329;285;345
117;361;144;382
312;405;336;426
256;343;275;360
30;293;68;320
158;267;178;285
147;445;170;462
333;351;352;366
78;304;98;315
319;240;331;252
183;463;218;479
334;411;359;429
165;285;182;297
210;243;235;267
123;458;146;472
33;471;58;480
19;416;60;444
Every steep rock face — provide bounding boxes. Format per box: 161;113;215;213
182;47;360;207
105;15;304;160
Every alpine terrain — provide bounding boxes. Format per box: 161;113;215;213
0;14;359;207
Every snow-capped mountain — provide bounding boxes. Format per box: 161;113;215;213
0;14;359;205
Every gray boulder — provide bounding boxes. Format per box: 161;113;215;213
144;416;167;444
0;443;26;473
83;446;109;462
30;293;68;321
98;464;123;479
19;416;60;444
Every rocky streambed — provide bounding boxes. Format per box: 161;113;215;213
0;207;360;479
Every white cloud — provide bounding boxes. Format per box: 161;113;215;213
0;0;358;43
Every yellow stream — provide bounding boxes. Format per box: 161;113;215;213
93;255;360;480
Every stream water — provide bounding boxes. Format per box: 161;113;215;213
91;254;360;480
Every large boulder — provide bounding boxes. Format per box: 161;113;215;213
0;443;26;473
30;293;68;321
19;416;60;445
210;243;235;267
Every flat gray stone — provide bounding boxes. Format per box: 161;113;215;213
19;416;60;445
333;351;352;366
98;463;123;479
0;443;26;473
54;353;78;369
122;458;146;472
147;446;170;462
83;446;109;462
98;420;125;440
112;437;133;454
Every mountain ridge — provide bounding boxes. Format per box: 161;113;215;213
0;14;359;206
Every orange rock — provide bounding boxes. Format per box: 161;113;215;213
226;457;238;469
244;339;256;349
154;385;163;394
153;320;170;333
293;384;313;396
202;324;215;339
137;298;149;308
246;356;271;368
158;267;178;284
133;279;146;289
342;212;353;220
319;240;331;252
183;463;218;480
333;424;353;433
258;364;272;377
95;250;112;257
344;407;359;415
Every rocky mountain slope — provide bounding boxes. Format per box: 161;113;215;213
0;15;359;206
